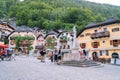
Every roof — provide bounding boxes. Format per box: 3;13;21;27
37;34;44;39
85;22;96;28
57;31;67;38
0;23;15;30
14;26;33;32
7;26;35;38
77;18;120;37
44;30;60;39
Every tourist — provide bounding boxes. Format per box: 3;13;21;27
54;49;58;63
39;49;46;62
57;48;62;65
50;51;54;62
0;48;6;60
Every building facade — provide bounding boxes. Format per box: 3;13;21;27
0;23;14;43
77;19;120;62
8;27;36;54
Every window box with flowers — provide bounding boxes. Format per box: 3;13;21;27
92;42;99;48
80;43;86;49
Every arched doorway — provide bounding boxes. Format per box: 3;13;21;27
112;52;119;58
92;52;98;61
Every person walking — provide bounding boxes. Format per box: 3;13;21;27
0;48;6;61
50;51;54;62
57;48;62;65
54;49;58;63
39;50;46;62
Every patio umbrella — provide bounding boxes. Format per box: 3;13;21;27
0;44;8;48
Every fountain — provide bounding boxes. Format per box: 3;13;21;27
71;26;79;53
61;26;100;67
63;26;80;61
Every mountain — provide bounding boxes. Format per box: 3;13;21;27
0;0;120;33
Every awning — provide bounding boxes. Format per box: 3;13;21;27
0;44;8;48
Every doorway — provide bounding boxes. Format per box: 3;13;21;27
92;52;98;61
112;52;119;58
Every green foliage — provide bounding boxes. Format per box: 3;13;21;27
1;0;120;34
4;37;9;44
13;36;34;50
13;36;34;40
45;37;56;49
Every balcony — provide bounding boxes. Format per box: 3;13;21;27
18;44;30;47
59;39;67;43
91;31;110;39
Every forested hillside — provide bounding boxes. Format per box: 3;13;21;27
0;0;120;32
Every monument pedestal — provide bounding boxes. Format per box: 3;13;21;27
63;47;80;61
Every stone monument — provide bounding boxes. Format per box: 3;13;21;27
63;26;80;61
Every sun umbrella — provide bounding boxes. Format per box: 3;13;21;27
0;44;8;48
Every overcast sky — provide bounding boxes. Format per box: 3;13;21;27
86;0;120;6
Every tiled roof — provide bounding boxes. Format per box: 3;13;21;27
77;18;120;37
85;22;96;28
15;26;33;32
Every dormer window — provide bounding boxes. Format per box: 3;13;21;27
80;34;84;37
86;33;91;36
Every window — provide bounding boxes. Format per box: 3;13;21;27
113;40;119;47
112;28;119;32
92;42;99;48
10;40;14;45
80;34;84;37
100;50;102;56
80;43;86;49
103;28;107;31
106;50;109;56
52;36;55;38
110;40;120;47
94;30;98;33
85;33;91;36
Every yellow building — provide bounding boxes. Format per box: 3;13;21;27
77;18;120;62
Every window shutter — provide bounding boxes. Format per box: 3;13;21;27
110;40;113;45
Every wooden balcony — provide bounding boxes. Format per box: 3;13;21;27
18;44;30;47
59;39;67;43
91;31;110;39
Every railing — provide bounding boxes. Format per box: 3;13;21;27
59;39;67;43
91;31;110;39
18;44;30;47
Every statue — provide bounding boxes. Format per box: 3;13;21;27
73;26;76;48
